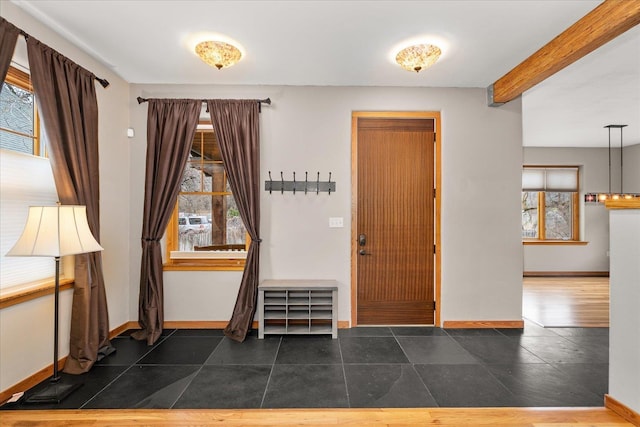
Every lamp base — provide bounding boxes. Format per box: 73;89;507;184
24;381;82;404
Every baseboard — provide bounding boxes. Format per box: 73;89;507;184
605;394;640;426
443;320;525;329
0;357;67;404
523;271;609;277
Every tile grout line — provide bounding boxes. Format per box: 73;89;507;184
259;336;282;408
79;332;178;409
337;334;351;408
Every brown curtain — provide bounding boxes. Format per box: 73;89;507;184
0;18;20;81
132;99;201;345
207;99;261;342
26;37;115;373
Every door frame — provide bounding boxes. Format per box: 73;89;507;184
350;111;442;327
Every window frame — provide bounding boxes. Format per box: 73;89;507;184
1;66;42;156
522;165;583;245
163;123;248;271
0;65;75;309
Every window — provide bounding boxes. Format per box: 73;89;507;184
164;124;247;270
1;66;60;293
1;66;42;155
522;166;580;242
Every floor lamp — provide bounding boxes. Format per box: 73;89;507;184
6;204;104;404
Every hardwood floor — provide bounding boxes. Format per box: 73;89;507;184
0;407;634;426
523;276;609;327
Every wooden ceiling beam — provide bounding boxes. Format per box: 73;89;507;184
488;0;640;106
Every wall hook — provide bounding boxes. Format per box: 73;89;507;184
280;171;284;194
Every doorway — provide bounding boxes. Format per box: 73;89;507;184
351;112;441;326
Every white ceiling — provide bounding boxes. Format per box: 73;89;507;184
10;0;640;147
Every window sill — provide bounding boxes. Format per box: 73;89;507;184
170;250;247;260
523;240;588;246
0;279;74;310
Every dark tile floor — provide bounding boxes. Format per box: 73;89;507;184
3;321;609;410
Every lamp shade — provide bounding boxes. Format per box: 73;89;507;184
6;205;103;257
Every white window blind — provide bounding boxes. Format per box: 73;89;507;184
522;167;578;192
0;149;58;289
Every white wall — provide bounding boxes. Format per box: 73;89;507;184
523;147;612;272
623;143;640;193
1;3;131;392
608;207;640;413
130;85;523;325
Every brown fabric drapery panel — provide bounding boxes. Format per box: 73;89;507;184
132;99;201;345
0;18;20;81
207;99;261;342
26;37;115;373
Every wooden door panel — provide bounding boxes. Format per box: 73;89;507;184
356;117;435;325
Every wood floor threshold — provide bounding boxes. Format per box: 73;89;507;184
0;407;634;426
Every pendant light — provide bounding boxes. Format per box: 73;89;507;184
585;124;640;203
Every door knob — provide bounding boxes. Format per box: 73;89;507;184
359;249;371;256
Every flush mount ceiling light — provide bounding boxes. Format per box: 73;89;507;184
395;44;441;72
195;40;242;70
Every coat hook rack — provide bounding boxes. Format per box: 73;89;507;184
265;171;336;194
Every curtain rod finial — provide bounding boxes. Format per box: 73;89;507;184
96;77;109;88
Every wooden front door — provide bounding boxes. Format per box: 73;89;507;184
353;114;436;325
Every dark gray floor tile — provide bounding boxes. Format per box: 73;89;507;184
559;335;609;363
340;337;409;364
172;329;225;337
497;321;560;338
547;327;609;337
487;363;604;407
445;328;503;337
173;365;271;409
95;337;156;366
83;365;199;408
206;336;280;365
275;336;342;364
344;364;437;408
452;336;545;364
262;364;348;408
396;336;477;364
4;366;127;410
551;363;609;396
391;327;447;337
519;336;605;364
138;336;222;365
339;327;393;337
414;364;519;407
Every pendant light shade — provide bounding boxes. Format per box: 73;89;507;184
585;125;640;203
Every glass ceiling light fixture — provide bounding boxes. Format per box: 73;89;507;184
395;44;441;72
585;124;640;203
195;40;242;70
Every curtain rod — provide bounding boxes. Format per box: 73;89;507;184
17;29;110;88
136;96;271;106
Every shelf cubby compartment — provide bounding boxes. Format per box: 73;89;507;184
258;280;338;339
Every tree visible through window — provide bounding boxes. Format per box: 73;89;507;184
166;124;247;265
521;166;579;242
0;66;41;155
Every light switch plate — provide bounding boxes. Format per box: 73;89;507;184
329;217;344;228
